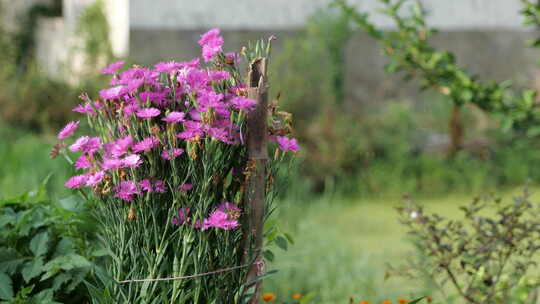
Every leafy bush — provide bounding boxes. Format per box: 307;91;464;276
392;190;540;303
0;184;96;303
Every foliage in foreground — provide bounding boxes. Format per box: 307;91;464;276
0;184;96;303
393;190;540;303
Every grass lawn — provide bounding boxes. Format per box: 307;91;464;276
0;126;72;199
264;188;539;303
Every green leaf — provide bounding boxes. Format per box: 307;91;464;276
58;196;84;213
527;126;540;137
31;288;57;304
263;250;275;262
242;269;278;287
52;273;71;292
91;247;109;257
22;257;44;282
0;272;13;300
284;232;295;245
65;269;88;293
30;231;50;257
0;248;25;275
0;209;15;229
275;236;288;251
53;238;75;257
409;297;426;303
42;254;92;281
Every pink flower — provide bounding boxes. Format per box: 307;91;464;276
72;103;96;115
57;121;80;139
108;136;133;157
162;111;185;123
178;184;193;192
123;103;140;117
154;180;166;193
208;127;230;143
217;202;241;218
140;178;166;193
101;157;123;170
198;28;223;62
139;179;152;192
182;58;200;68
86;171;105;186
203;210;238;230
101;60;125;74
136;107;161;118
65;174;88;188
230;96;257;111
132;137;160;153
114;180;140;201
161;148;184;160
225;52;240;64
276;136;299;153
198;28;221;46
127;78;145;93
208;70;230;82
121;154;142;168
172;207;191;226
181;67;211;91
99;85;126;100
197;90;223;110
75;154;92;170
69;136;101;154
176;121;205;141
154;61;182;73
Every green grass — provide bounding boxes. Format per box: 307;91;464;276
0;125;72;199
264;189;539;303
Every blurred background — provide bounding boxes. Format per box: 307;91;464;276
2;0;540;302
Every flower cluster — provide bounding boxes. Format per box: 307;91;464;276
171;202;241;230
57;28;298;232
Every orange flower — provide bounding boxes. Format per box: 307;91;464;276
426;296;433;303
359;301;370;304
397;298;409;303
292;293;303;299
379;300;391;304
262;293;276;302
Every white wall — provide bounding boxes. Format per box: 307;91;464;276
130;0;531;30
104;0;129;57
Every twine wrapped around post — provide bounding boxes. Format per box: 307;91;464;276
244;57;268;303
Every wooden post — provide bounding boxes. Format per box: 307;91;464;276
244;57;268;303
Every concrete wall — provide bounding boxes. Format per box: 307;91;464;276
129;1;539;105
130;0;531;30
129;28;539;106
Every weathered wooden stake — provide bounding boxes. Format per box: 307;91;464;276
244;57;268;304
